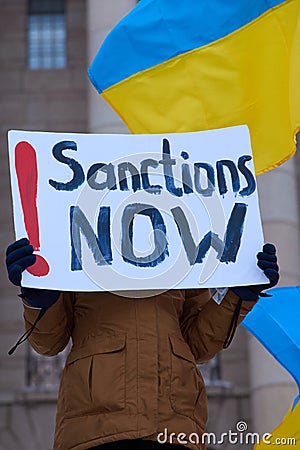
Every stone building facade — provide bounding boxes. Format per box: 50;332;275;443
0;1;298;449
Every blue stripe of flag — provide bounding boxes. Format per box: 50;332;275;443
88;0;286;93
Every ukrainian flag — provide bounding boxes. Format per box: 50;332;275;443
254;399;300;448
242;286;300;448
242;286;300;392
88;0;300;175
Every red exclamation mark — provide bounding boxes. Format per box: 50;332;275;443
15;141;50;277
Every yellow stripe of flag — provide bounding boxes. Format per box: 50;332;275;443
255;400;300;448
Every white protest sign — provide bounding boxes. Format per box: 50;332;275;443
8;126;267;293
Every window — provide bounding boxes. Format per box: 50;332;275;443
27;0;66;69
198;355;232;389
26;344;70;390
199;356;221;385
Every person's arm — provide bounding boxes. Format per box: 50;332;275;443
6;238;61;308
180;243;279;363
180;289;253;363
22;291;75;356
6;238;71;356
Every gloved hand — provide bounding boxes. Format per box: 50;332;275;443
6;238;60;308
231;243;279;301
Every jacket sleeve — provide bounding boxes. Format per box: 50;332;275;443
23;292;74;356
180;288;256;364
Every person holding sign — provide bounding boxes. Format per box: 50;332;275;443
6;238;279;450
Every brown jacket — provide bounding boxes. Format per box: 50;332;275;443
23;289;255;450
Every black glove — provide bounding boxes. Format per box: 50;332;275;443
6;238;60;308
231;243;279;301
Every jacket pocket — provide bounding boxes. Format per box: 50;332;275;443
169;335;206;421
64;331;126;417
